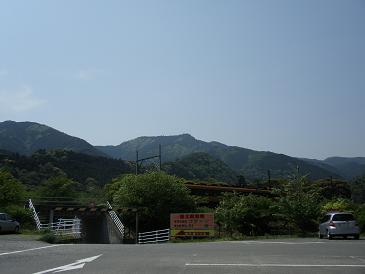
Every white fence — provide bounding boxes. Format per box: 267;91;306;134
39;218;82;238
138;229;170;244
28;199;81;239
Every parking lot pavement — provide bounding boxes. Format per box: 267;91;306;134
0;237;365;274
0;234;52;254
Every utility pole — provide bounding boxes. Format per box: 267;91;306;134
135;209;139;244
135;151;139;175
135;145;162;175
159;144;162;171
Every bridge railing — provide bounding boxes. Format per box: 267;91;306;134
107;201;125;238
39;218;82;238
28;199;41;230
138;229;170;244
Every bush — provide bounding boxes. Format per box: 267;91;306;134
39;231;56;244
216;193;275;236
321;198;355;214
109;172;196;231
355;204;365;232
273;175;320;234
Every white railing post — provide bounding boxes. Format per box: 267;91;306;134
106;201;125;239
28;199;41;231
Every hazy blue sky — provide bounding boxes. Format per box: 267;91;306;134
0;0;364;159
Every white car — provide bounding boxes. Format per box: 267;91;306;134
0;213;20;233
319;212;360;240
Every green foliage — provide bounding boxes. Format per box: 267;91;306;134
0;169;25;207
355;204;365;232
109;172;196;231
273;175;320;234
313;179;351;200
98;134;341;181
0;149;133;188
216;193;275;236
351;176;365;203
163;152;238;184
321;198;355;213
35;175;79;199
323;157;365;180
39;231;56;243
0;120;105;157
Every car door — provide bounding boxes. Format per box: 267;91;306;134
0;213;10;232
5;214;16;231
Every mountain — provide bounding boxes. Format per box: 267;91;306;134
323;157;365;179
163;152;238;184
97;134;341;181
0;149;133;187
301;157;365;180
0;121;106;157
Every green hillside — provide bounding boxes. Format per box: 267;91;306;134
0;149;133;188
324;157;365;179
0;121;106;157
97;134;341;181
163;152;238;184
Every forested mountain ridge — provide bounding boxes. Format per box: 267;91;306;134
0;121;106;157
97;134;342;181
0;149;133;188
2;121;362;182
163;152;239;184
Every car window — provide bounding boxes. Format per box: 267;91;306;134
320;215;331;223
332;214;355;221
0;214;5;220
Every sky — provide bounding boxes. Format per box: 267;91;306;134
0;0;364;159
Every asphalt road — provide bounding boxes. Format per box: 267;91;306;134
1;235;365;274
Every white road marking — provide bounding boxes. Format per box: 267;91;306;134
234;241;326;245
0;245;64;256
186;263;365;268
33;254;103;274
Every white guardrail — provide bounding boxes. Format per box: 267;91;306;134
138;229;170;244
28;199;81;238
28;199;41;230
106;201;125;238
40;218;82;238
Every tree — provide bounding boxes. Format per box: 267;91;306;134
36;175;79;199
351;176;365;203
216;193;274;236
321;198;354;213
109;172;196;231
313;178;351;200
273;175;320;234
0;169;25;207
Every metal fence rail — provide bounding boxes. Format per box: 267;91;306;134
28;199;41;230
39;218;82;238
138;229;170;244
107;201;125;238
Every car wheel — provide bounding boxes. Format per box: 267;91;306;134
354;234;360;240
14;226;19;234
